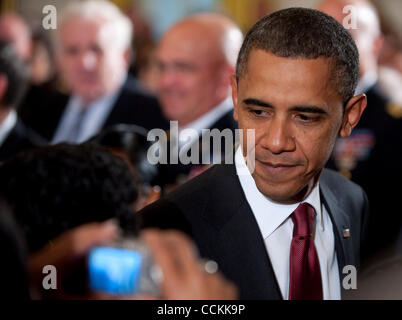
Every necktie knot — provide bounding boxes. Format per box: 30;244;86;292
291;202;315;238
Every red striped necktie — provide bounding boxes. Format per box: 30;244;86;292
289;202;323;300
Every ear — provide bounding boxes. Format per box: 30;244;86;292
339;93;367;138
231;75;239;122
0;74;8;103
216;64;234;99
123;47;132;67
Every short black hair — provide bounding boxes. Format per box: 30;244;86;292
236;7;359;103
0;40;29;108
0;143;139;252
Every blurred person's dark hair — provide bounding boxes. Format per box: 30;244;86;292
0;13;32;62
236;7;359;104
0;196;30;299
89;124;158;187
0;143;139;253
0;40;30;109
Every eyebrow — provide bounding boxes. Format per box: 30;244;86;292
243;98;273;108
290;106;328;115
243;98;328;115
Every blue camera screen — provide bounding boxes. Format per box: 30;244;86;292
89;247;142;296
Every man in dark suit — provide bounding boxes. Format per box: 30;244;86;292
22;0;168;143
319;0;402;259
153;13;243;187
0;41;44;162
139;8;369;300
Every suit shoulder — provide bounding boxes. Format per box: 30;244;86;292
321;168;367;202
138;198;193;235
165;164;222;203
321;168;363;191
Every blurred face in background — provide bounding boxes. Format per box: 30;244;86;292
0;14;32;62
58;17;130;104
318;0;383;78
156;22;232;126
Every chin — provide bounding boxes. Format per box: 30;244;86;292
78;87;104;100
254;176;309;204
162;107;184;122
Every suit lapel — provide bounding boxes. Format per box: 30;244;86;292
201;164;282;299
0;120;29;160
320;178;356;298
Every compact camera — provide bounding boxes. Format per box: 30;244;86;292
88;238;162;297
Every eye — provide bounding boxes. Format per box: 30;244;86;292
90;45;102;55
296;113;319;122
250;109;269;117
65;46;79;56
155;61;166;72
174;63;197;73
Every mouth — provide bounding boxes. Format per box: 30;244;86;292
257;160;300;177
161;91;184;100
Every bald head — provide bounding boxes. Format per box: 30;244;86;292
0;13;32;61
156;13;243;125
318;0;383;78
167;13;243;69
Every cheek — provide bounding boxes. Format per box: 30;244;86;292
302;126;338;168
61;56;75;74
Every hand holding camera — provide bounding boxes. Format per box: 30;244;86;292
28;221;238;300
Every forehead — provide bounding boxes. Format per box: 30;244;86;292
59;17;110;46
157;25;220;64
239;49;338;105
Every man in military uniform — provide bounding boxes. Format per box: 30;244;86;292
319;0;402;260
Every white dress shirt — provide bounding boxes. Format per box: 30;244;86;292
52;88;122;144
234;147;341;300
0;110;17;147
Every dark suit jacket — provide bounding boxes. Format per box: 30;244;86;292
139;164;369;299
20;76;169;141
0;118;45;162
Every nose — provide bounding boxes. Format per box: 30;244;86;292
261;116;296;154
80;51;97;71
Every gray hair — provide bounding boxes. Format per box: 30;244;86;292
59;0;133;51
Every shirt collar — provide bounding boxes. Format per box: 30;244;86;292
234;146;323;239
0;110;17;146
